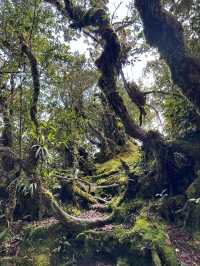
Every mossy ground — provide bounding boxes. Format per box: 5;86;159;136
0;202;179;265
1;142;200;265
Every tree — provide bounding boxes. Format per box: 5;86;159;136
0;0;200;232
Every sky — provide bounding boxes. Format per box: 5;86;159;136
69;0;155;85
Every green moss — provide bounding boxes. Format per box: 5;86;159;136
159;245;178;266
44;190;54;200
117;257;130;266
112;199;144;222
0;257;33;266
65;204;81;216
187;175;200;199
112;205;178;266
96;173;127;186
96;142;140;175
185;201;200;230
33;254;50;266
19;222;63;263
151;249;162;266
159;195;186;222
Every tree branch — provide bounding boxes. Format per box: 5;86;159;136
45;0;147;142
135;0;200;114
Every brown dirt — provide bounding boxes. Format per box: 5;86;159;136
168;225;200;266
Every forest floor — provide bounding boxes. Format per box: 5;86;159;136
7;215;200;266
1;143;200;265
78;210;200;265
1;198;200;265
168;225;200;266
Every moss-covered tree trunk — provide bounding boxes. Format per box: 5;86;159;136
135;0;200;114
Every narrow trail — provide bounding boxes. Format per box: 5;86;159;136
168;225;200;266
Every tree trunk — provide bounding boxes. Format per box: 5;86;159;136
135;0;200;114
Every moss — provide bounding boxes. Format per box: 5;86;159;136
112;199;144;222
66;204;81;216
93;143;140;196
158;245;178;266
96;173;127;186
33;254;50;266
187;175;200;199
185;201;200;230
113;206;178;266
73;185;98;204
159;195;186;222
96;142;140;175
151;249;162;266
117;257;130;266
44;190;54;200
0;257;33;266
19;222;63;262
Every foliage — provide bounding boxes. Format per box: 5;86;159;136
0;0;200;265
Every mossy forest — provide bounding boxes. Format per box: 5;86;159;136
0;0;200;265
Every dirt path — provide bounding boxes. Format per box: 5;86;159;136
168;225;200;266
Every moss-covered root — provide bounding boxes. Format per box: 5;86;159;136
40;186;115;230
151;249;162;266
33;255;50;266
117;257;130;266
73;185;98;205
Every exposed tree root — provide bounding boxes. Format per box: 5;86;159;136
73;185;98;205
40;185;115;231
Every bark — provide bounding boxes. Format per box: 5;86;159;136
63;142;74;169
20;37;40;132
135;0;200;114
45;0;147;143
100;94;127;148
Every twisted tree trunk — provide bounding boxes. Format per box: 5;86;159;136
45;0;147;143
135;0;200;114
